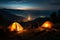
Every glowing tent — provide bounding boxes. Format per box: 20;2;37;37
41;21;53;29
36;21;54;31
8;22;23;32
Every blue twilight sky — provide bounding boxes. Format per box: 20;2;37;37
0;0;60;10
0;0;60;19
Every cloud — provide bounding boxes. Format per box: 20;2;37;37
0;0;22;1
50;3;60;6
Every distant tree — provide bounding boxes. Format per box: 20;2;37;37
58;10;60;13
57;10;60;23
0;12;4;25
0;15;3;21
50;12;57;23
58;10;60;18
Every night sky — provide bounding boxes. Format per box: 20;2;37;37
0;0;60;19
0;0;60;10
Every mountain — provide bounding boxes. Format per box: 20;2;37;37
0;8;24;14
0;9;27;26
0;8;53;28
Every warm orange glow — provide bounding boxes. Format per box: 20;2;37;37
36;27;44;31
41;21;53;29
0;26;3;29
36;21;54;31
8;22;23;32
16;22;23;32
27;15;31;21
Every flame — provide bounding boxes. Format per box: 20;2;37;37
8;22;23;32
27;14;31;21
41;21;53;29
28;15;31;21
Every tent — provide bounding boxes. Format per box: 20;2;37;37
8;22;23;32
